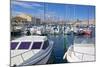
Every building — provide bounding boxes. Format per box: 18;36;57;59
11;13;43;25
73;19;95;26
17;14;33;22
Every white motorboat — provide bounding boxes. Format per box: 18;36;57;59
50;26;55;34
24;26;45;35
54;28;59;34
62;26;71;34
63;36;95;62
45;25;52;33
53;26;60;34
11;25;24;36
11;36;53;67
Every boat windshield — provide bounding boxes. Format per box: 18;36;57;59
31;42;42;49
42;40;49;50
18;42;31;49
11;42;19;50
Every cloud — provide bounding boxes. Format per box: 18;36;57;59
11;1;32;9
11;10;25;17
32;2;44;7
11;1;44;9
11;1;45;17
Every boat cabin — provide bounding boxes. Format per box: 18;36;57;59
11;36;49;50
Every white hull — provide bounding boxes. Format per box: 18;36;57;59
21;42;53;66
35;50;52;65
63;44;95;62
11;40;53;67
11;36;53;67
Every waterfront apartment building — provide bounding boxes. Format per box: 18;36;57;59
11;14;42;25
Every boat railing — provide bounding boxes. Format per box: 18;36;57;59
11;50;34;63
11;50;31;58
68;45;95;60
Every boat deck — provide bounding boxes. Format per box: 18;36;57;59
63;44;95;62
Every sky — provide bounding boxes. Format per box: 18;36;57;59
11;0;95;21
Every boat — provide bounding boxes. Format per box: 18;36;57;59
74;28;92;36
63;36;95;62
23;25;45;35
11;25;23;36
66;27;74;35
62;26;70;34
74;25;92;36
11;35;53;67
49;26;55;34
83;28;92;36
45;25;51;33
74;28;85;36
53;26;60;34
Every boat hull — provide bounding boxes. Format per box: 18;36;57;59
63;44;95;62
15;41;53;66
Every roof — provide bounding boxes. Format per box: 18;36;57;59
12;36;47;42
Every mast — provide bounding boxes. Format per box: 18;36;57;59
88;6;89;27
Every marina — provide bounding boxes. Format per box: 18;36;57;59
10;1;95;67
11;24;95;66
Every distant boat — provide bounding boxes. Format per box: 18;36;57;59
11;26;23;36
74;28;85;36
74;25;92;36
23;26;45;35
49;25;60;34
66;27;74;35
83;28;92;36
62;26;70;34
11;36;53;66
53;26;60;34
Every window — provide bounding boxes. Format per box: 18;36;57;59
42;40;49;50
18;42;31;49
11;42;19;50
31;42;42;49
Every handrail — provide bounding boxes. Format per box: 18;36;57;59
68;49;95;61
74;51;94;56
68;44;95;56
11;50;32;58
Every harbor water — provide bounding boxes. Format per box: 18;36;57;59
47;26;95;64
11;26;95;64
47;34;68;63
